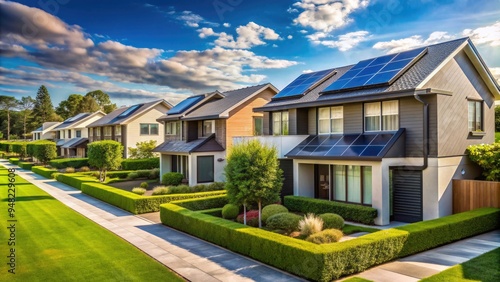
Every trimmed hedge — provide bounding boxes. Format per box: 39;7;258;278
81;182;227;214
121;158;159;170
9;158;19;165
48;158;89;169
31;166;58;179
284;196;377;225
106;171;133;179
18;162;35;170
175;195;228;211
198;208;223;217
55;173;99;190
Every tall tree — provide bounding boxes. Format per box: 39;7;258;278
18;96;35;140
55;94;84;119
31;85;56;127
86;90;117;113
0;95;19;140
79;95;100;113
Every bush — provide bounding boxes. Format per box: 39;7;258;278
79;166;90;172
198;208;223;217
162;172;184;186
149;168;160;179
261;204;288;223
48;158;89;169
208;182;225;190
55;173;98;190
106;171;131;179
236;210;260;227
266;212;302;233
136;170;151;178
127;172;139;179
299;213;324;236
320;213;345;230
31;166;58;179
29;141;57;164
140;182;149;189
9;158;19;165
175;195;228;211
168;185;191;194
284;196;377;225
18;162;34;170
88;140;123;182
306;229;343;244
152;186;169;195
222;204;240;219
65;167;75;173
467;143;500;181
132;188;146;195
121;158;159;170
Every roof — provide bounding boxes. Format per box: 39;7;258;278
53;113;92;130
61;138;88;148
87;99;171;127
152;134;224;153
257;38;498;111
31;122;61;133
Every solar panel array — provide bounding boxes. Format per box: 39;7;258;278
167;95;204;115
117;104;142;118
273;69;335;100
322;47;428;93
64;113;89;123
286;132;397;158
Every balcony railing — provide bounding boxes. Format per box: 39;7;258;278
233;135;308;158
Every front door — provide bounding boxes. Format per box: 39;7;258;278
315;165;330;200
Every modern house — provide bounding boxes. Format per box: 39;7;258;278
248;38;499;225
153;83;278;186
52;111;106;157
31;121;61;141
87;99;172;158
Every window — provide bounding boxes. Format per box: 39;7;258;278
272;111;289;135
332;165;372;205
318;106;343;134
203;120;215;136
166;121;180;135
76;130;81;138
95;128;101;137
468;100;482;132
62;131;65;139
364;100;399;131
140;123;159;135
103;126;112;136
115;126;121;136
68;130;71;139
253;117;263;136
172;155;189;179
197;156;214;183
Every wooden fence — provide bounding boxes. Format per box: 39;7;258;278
453;179;500;213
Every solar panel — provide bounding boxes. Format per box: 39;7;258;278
64;113;88;123
322;47;427;93
117;104;142;118
167;95;204;115
273;69;335;100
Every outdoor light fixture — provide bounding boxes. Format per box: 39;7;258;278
217;158;225;162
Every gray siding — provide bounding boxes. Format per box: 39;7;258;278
296;108;309;135
399;97;424;157
288;108;298;135
308;108;316;135
427;95;438;157
343;103;363;134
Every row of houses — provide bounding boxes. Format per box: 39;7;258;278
34;38;500;225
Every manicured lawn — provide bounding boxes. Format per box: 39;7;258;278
420;247;500;282
495;132;500;142
0;167;184;281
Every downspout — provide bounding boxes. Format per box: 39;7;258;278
413;91;429;170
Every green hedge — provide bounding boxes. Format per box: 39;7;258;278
48;158;89;169
31;166;58;179
9;158;19;165
198;208;223;217
18;162;35;170
121;158;159;170
81;182;227;214
106;171;134;179
55;173;99;190
174;195;228;211
284;196;377;225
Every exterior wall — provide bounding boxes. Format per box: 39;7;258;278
159;154;173;181
189;151;226;186
399;97;425;157
307;108;316;135
215;119;226;148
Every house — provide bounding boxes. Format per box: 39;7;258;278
51;111;106;157
87;99;172;158
248;38;499;225
153;83;278;186
31;122;61;141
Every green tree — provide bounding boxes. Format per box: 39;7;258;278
86;90;117;113
0;95;19;140
33;141;57;165
55;94;84;119
467;143;500;181
495;106;499;132
128;140;159;159
18;96;35;140
31;85;56;127
79;95;100;113
88;140;124;182
224;139;283;227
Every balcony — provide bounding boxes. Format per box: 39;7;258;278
233;135;308;158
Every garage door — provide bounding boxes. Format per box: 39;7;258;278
391;168;423;223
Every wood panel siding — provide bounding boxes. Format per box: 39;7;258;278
215;119;226;148
399;97;424;157
453;179;500;213
308;108;317;135
343;103;363;134
263;112;270;136
423;50;496;157
296;108;309;135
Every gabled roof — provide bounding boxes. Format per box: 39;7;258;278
87;99;171;127
31;122;61;133
152;134;224;153
53;112;93;130
256;38;500;112
61;137;88;148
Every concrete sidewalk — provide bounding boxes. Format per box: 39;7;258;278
2;161;304;282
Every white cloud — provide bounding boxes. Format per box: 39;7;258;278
463;22;500;47
177;10;204;28
287;7;299;13
223;23;231;28
302;69;314;73
197;27;217;38
299;29;308;34
272;44;278;48
287;35;293;39
308;30;370;51
214;22;281;49
490;67;500;84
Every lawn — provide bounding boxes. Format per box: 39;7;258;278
0;167;184;281
495;132;500;142
420;247;500;282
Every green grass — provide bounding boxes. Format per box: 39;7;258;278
0;167;184;281
495;132;500;142
420;247;500;282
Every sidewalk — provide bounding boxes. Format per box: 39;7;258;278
1;161;304;282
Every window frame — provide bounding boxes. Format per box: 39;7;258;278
165;121;180;136
331;165;372;206
253;116;263;136
197;155;214;183
76;130;81;138
468;100;483;132
140;123;159;136
272;111;289;136
364;100;399;132
202;120;215;136
318;106;343;134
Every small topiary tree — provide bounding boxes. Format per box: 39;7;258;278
222;204;240;220
265;212;302;233
162;172;184;186
33;141;57;165
87;140;123;182
319;213;345;230
261;204;288;223
467;143;500;181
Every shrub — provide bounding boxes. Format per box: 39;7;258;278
121;157;159;170
162;172;183;186
152;186;169;195
168;185;191;194
208;182;225;190
31;141;57;164
79;166;90;172
191;184;208;192
284;196;377;225
320;213;345;230
222;204;240;219
18;162;34;170
467;143;500;181
127;172;139;179
48;158;89;169
132;188;146;195
236;210;260;227
149;168;160;179
31;166;58;179
136;170;151;178
266;212;302;233
9;158;19;165
306;229;343;244
261;204;289;223
55;173;98;190
299;213;324;237
127;141;158;159
198;208;223;217
106;171;131;179
65;167;75;173
140;182;149;189
88;140;123;182
175;195;228;211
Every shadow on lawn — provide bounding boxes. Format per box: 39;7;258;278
3;195;54;202
68;192;132;217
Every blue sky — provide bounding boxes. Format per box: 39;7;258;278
1;0;499;107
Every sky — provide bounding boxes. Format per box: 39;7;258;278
1;0;499;108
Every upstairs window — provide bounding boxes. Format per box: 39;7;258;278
203;120;215;136
468;100;482;132
318;106;343;134
76;130;81;138
272;111;289;135
253;117;263;136
140;123;159;135
364;100;399;132
166;121;180;135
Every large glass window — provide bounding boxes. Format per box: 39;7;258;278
115;125;121;136
203;120;215;136
76;130;81;138
272;111;289;135
382;101;399;130
253;117;263;136
333;165;346;201
103;126;112;136
364;100;399;131
332;165;372;205
140;123;159;135
468;100;482;132
362;167;372;205
166;121;180;135
364;102;381;131
319;106;343;134
197;155;214;183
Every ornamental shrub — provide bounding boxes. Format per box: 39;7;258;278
87;140;123;182
152;186;169;195
132;188;146;195
222;204;240;219
306;229;343;244
169;185;191;194
64;167;75;173
149;168;160;179
121;157;159;170
266;212;302;233
261;204;289;223
48;158;89;169
320;213;345;230
162;172;183;186
236;210;260;227
80;166;90;172
467;143;500;181
140;182;149;189
299;213;324;236
127;172;139;179
208;182;225;190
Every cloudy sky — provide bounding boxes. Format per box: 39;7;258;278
1;0;499;107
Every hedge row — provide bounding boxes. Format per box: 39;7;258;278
121;158;159;170
175;195;228;211
284;196;378;225
18;162;35;170
31;166;58;179
160;198;500;281
80;182;227;214
9;158;19;165
49;158;89;169
55;173;99;190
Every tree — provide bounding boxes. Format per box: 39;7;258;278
31;85;56;127
55;94;84;119
86;90;117;113
128;140;159;159
18;96;35;140
0;95;19;140
495;106;500;132
467;143;500;181
79;95;100;113
88;140;123;182
224;139;283;227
